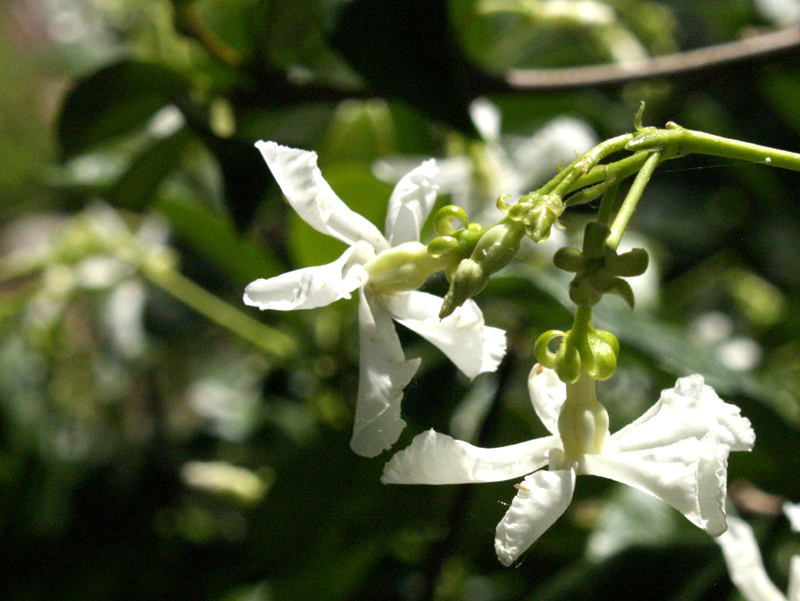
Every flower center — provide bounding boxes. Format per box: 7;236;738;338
557;371;609;463
364;242;449;294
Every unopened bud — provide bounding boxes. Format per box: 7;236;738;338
439;258;484;318
523;194;563;242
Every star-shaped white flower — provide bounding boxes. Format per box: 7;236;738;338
716;503;800;601
382;364;754;565
243;142;506;458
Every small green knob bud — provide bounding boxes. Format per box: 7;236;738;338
427;235;459;258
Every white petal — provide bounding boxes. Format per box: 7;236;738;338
384;160;439;246
470;97;502;142
256;141;389;251
381;429;558;484
784;502;800;532
788;555;800;601
716;516;788;601
495;468;576;566
384;291;506;378
527;364;565;436
350;291;420;457
610;374;755;452
243;242;373;310
582;434;731;536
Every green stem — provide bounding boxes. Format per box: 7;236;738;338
607;151;661;250
568;305;594;342
596;179;619;225
627;125;800;171
143;266;298;360
551;134;635;198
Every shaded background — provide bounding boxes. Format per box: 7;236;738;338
2;0;800;599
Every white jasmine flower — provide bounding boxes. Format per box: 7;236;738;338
382;364;754;565
715;502;800;601
243;142;506;458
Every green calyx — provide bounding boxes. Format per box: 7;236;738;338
534;309;620;383
554;221;649;308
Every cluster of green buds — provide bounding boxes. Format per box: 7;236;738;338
554;221;649;308
535;310;620;383
433;192;566;318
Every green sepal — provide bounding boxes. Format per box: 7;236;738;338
553;247;585;273
606;247;649;276
607;278;636;309
582;221;611;258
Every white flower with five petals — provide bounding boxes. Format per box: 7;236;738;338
244;142;506;457
382;364;754;565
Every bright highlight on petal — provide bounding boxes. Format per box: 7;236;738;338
495;468;576;567
384;160;439;246
385;292;506;379
381;429;557;485
243;242;373;310
256;141;389;251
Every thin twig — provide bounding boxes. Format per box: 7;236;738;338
505;27;800;90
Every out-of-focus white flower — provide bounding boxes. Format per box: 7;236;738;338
383;364;754;565
374;99;597;226
716;502;800;601
243;142;506;458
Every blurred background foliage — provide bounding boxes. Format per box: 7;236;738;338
2;0;800;599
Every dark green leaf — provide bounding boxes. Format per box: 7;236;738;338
330;0;480;136
109;129;192;211
57;60;191;158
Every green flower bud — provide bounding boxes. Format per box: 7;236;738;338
534;330;566;368
554;338;582;384
433;205;469;236
469;220;524;276
439;258;485;318
583;329;619;380
523;194;563;242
